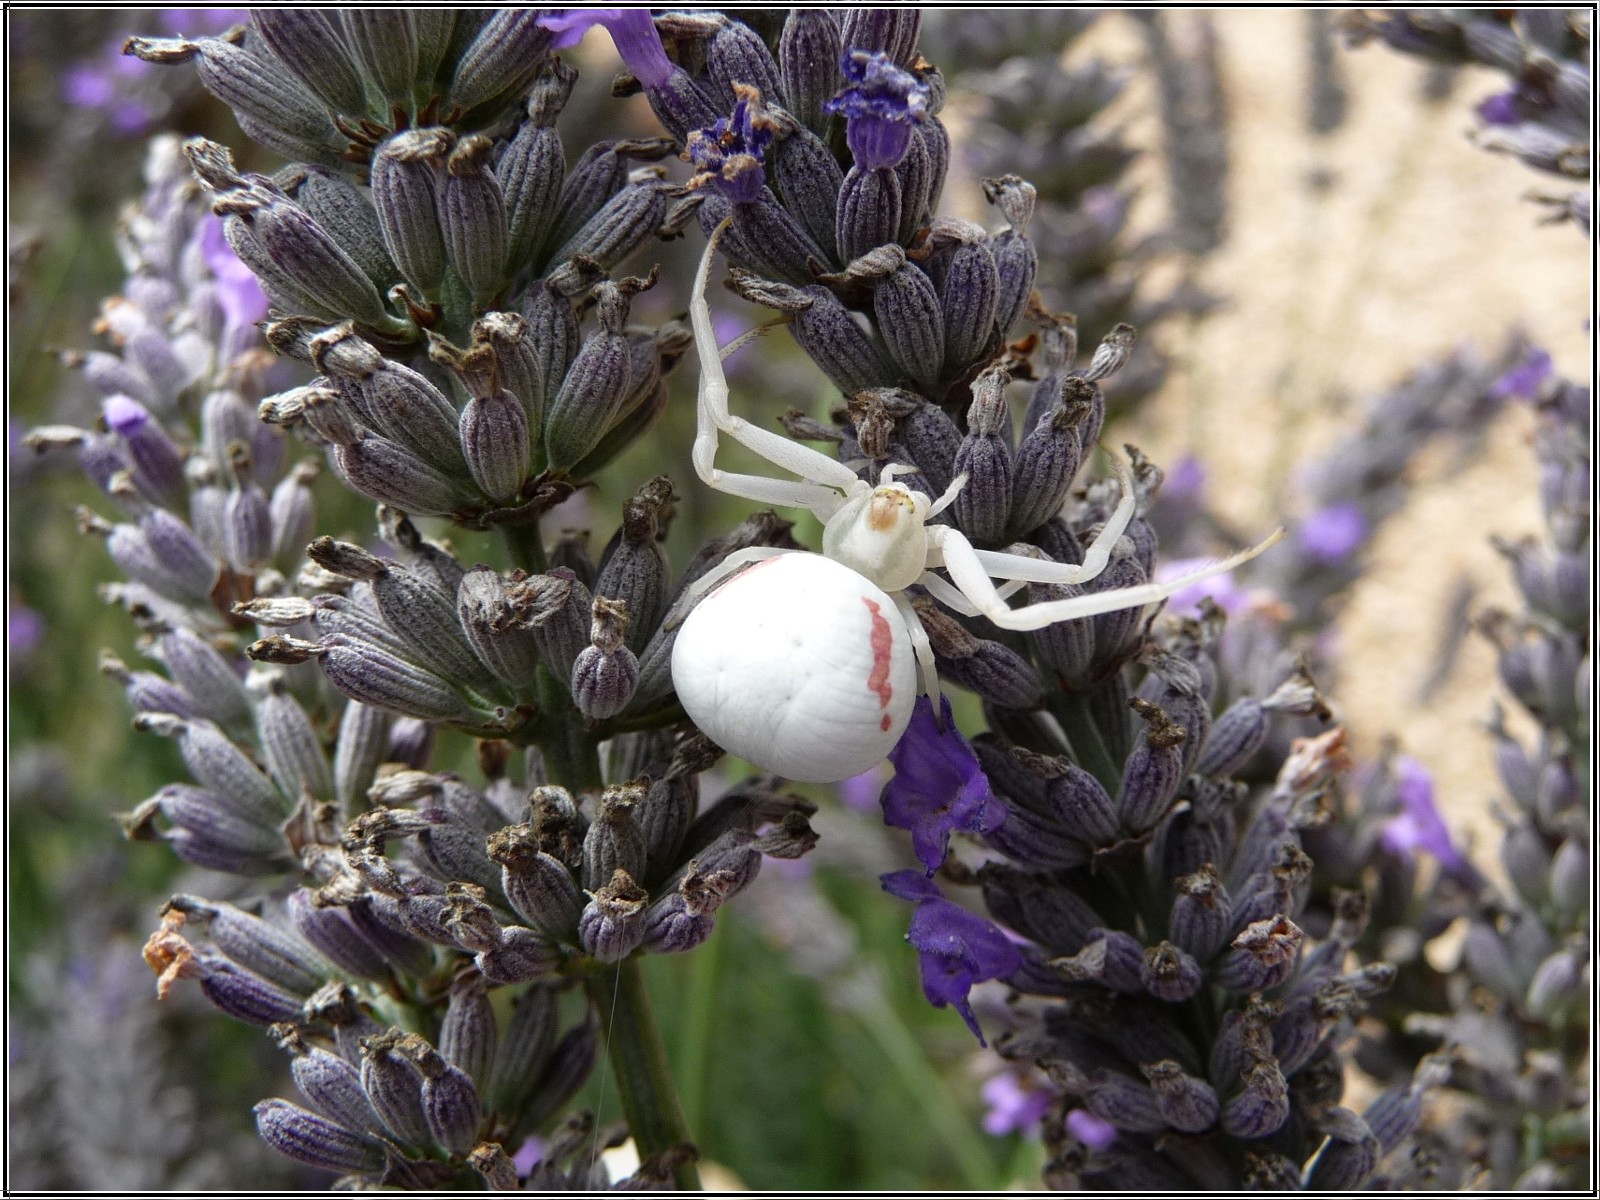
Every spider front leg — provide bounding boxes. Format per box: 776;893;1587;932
930;524;1285;632
893;590;942;711
690;219;863;522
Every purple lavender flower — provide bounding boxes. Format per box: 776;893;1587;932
198;215;269;335
825;50;929;170
1298;501;1368;565
1153;557;1254;618
1491;347;1553;400
881;695;1005;874
537;10;672;89
1164;453;1207;502
1477;91;1520;127
838;764;890;815
62;59;154;134
511;1135;546;1176
1064;1107;1118;1151
1379;757;1480;886
981;1068;1053;1136
686;89;777;205
881;870;1023;1044
10;605;44;665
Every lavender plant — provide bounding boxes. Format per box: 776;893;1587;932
22;8;1586;1192
929;10;1207;414
1344;8;1592;231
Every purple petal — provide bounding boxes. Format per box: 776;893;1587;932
539;9;672;89
200;214;269;331
882;694;1002;874
1065;1107;1117;1151
1477;91;1519;127
1491;348;1553;400
880;869;941;905
63;65;115;109
981;1071;1053;1136
1153;557;1253;617
1297;501;1368;564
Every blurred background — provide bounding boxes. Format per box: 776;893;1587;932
8;9;1588;1190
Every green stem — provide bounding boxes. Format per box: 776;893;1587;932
1051;691;1123;795
501;520;548;574
675;917;724;1135
587;959;702;1191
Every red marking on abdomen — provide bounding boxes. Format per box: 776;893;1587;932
862;598;894;710
880;714;892;731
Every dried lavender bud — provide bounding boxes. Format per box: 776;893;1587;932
1116;699;1188;833
250;671;334;800
952;368;1014;543
438;971;498;1092
449;10;555;114
1525;946;1585;1020
978;864;1104;954
285;890;388;980
1549;837;1589;920
102;654;202;721
216;185;395;329
153;627;252;731
1170;864;1232;963
982;176;1038;334
548;168;667;272
441;136;509;303
316;634;477;723
516;568;592;683
248;10;368;116
137;713;288;820
1304;1106;1380;1190
543;281;647;471
1142;1060;1219;1133
254;1098;386;1174
371;130;452;295
458;389;530;504
873;256;946;392
1141;941;1204;1003
333;435;469;517
1043;761;1120;846
359;1029;431;1146
167;895;330;994
339;10;419;110
1081;1069;1166;1134
571;597;640;721
457;568;541;692
578;869;649;962
594;478;672;654
1216;917;1304;992
187;952;308;1026
147;782;286;873
834;166;901;263
840;9;922;64
477;925;559;985
415;1050;483;1156
136;48;339;166
489;983;560;1116
281;1036;382;1137
777;10;842;133
768;122;843;263
1221;1057;1290;1138
582;786;648;893
488;826;584;940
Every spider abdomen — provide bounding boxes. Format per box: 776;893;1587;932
671;552;917;783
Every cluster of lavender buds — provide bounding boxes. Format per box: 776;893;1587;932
1391;356;1589;1189
892;587;1457;1186
929;11;1206;414
27;9;1589;1192
126;12;562;171
1344;9;1592;231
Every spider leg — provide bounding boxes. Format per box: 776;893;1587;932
926;471;970;518
930;524;1285;632
893;590;942;713
663;546;796;630
691;220;861;521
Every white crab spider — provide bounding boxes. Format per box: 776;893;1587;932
670;221;1282;784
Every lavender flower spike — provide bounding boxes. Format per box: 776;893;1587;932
825;50;929;170
882;870;1023;1045
881;694;1006;875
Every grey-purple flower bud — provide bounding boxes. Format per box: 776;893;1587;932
458;389;530;503
1143;1060;1219;1133
253;1098;386;1174
1216;917;1304;992
476;924;559;985
1141;940;1204;1003
1117;698;1188;833
371;129;452;295
359;1029;432;1146
578;869;649;962
441;136;509;303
